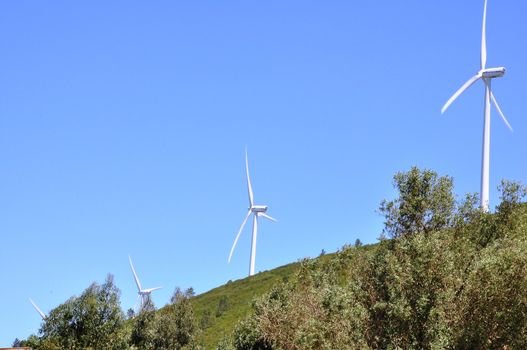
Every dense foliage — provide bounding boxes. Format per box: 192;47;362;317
19;280;198;350
19;261;297;349
20;275;128;350
222;168;527;350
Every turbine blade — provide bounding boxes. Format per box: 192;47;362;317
245;148;254;206
29;298;46;319
143;286;163;293
259;213;277;222
490;91;513;131
481;0;488;69
128;256;143;292
441;74;481;114
228;210;252;263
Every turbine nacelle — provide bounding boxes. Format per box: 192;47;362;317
480;67;505;79
250;205;268;213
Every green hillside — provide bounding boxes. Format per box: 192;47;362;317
190;262;300;348
191;170;527;349
188;248;375;348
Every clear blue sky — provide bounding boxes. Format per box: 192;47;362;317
1;0;526;344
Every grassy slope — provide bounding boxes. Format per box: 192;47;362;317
187;247;369;348
190;262;300;348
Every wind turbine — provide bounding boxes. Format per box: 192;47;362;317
228;149;277;277
441;0;512;211
29;297;46;320
128;256;162;311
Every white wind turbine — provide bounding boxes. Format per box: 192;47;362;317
29;297;46;320
441;0;512;211
228;150;277;276
128;256;162;310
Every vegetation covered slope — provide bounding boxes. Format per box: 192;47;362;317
16;167;527;350
220;168;527;349
190;262;300;348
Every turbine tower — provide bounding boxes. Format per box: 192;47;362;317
228;149;277;276
29;297;46;320
128;255;162;311
441;0;512;212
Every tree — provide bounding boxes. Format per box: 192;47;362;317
39;274;127;350
141;294;156;313
379;166;455;238
171;286;195;304
496;180;527;224
14;335;41;348
216;295;230;318
186;287;195;297
132;286;197;349
126;307;135;319
200;309;213;330
130;308;156;348
498;180;527;206
452;236;527;349
232;317;273;350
